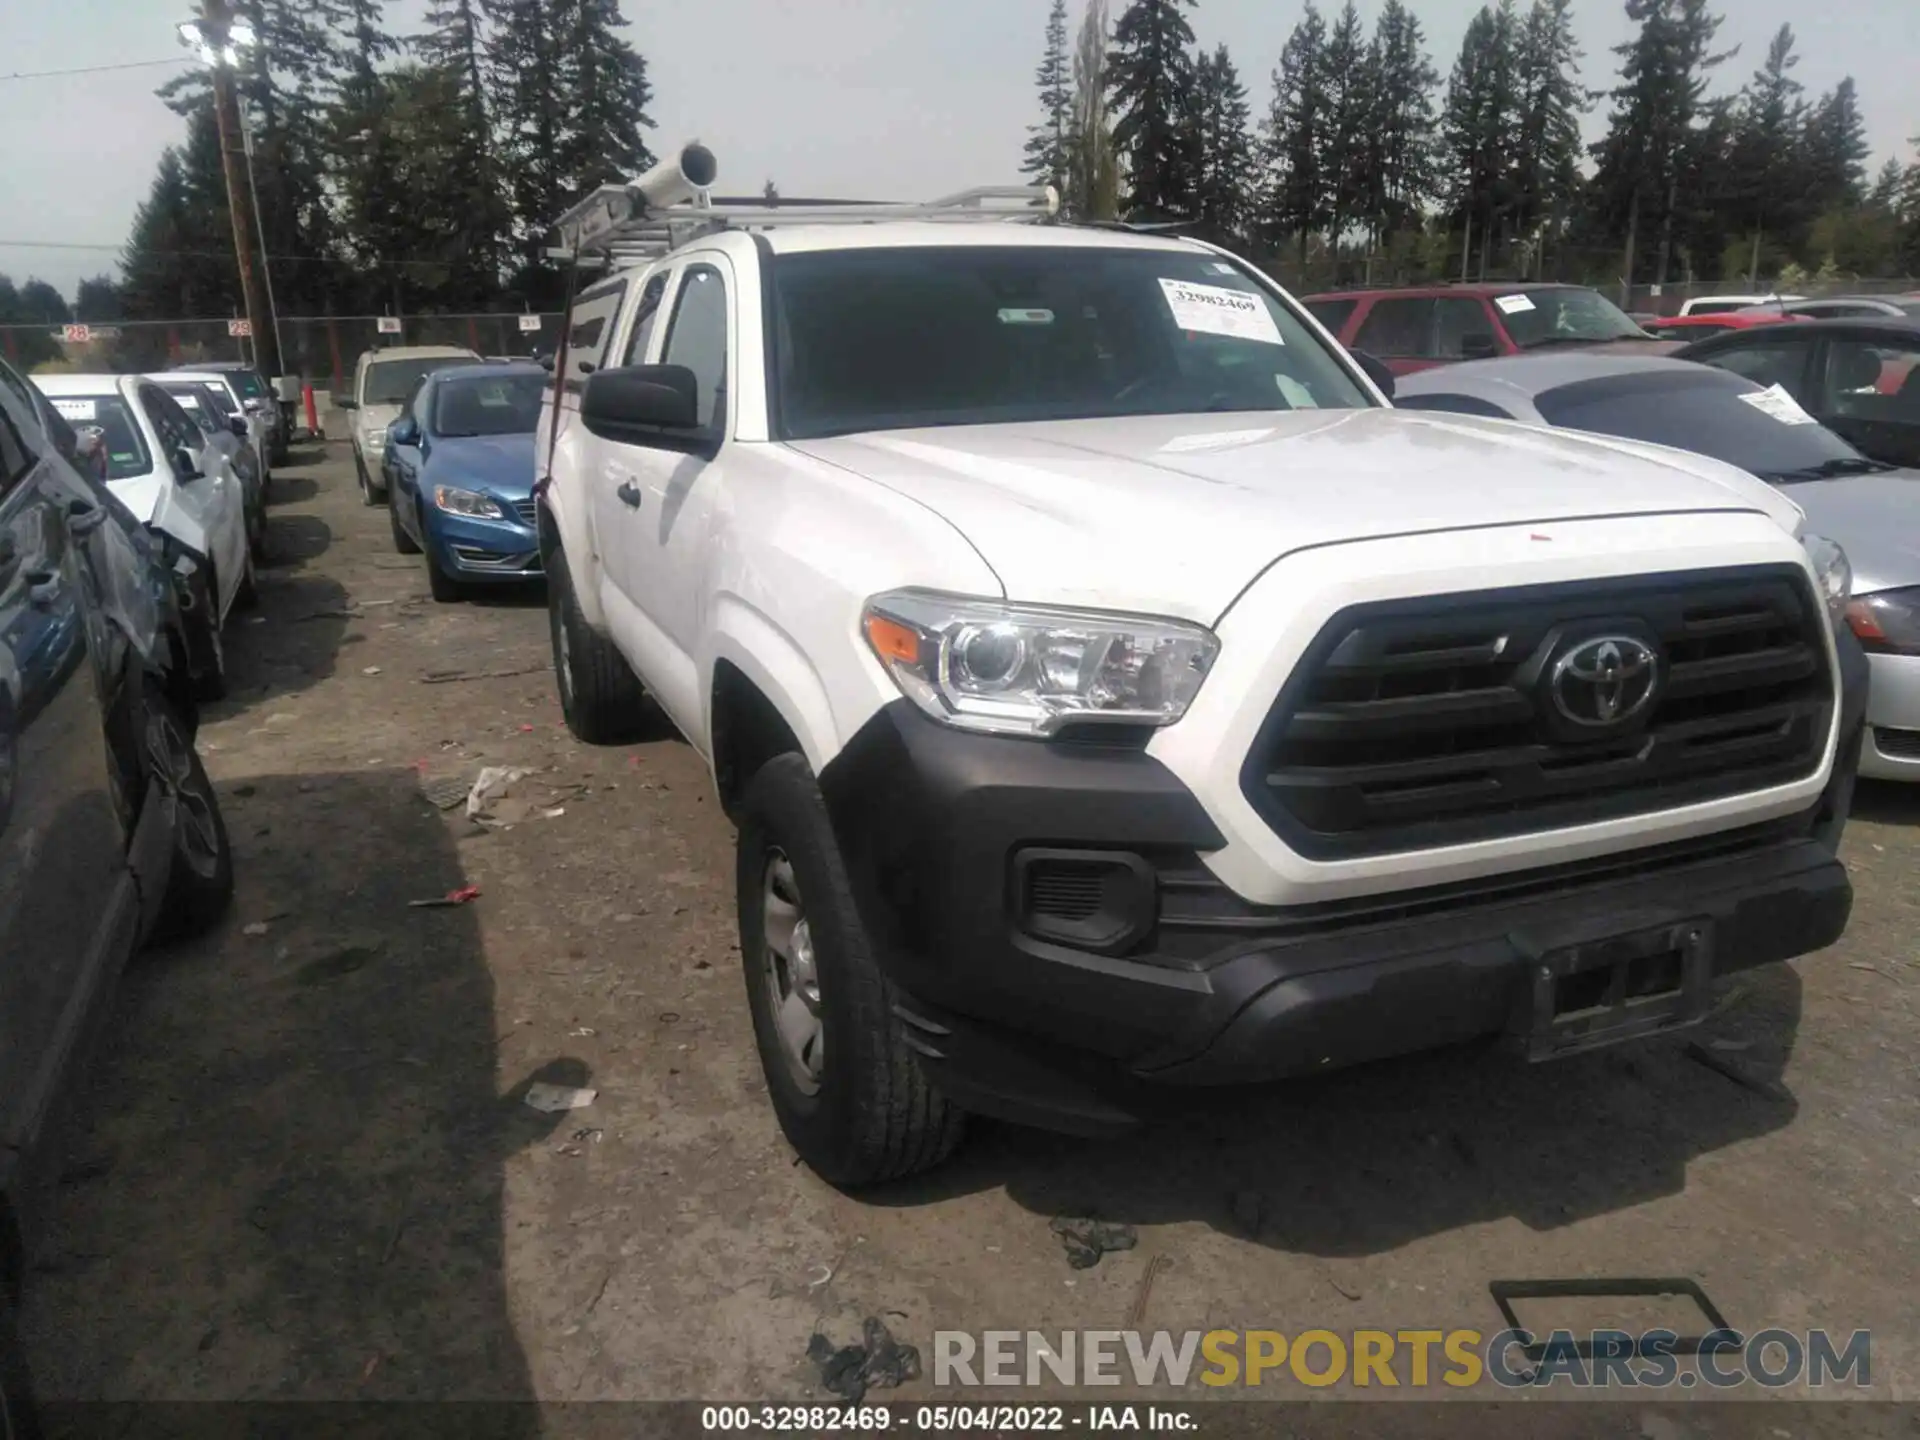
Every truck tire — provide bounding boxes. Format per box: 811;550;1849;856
736;753;964;1186
143;683;235;945
0;1291;40;1440
547;545;648;744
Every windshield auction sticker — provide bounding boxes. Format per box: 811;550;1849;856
1495;294;1537;315
52;397;98;421
1738;383;1818;425
1159;279;1284;346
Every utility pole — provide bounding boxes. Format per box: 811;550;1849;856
189;0;282;381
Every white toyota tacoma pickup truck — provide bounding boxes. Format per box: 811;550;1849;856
536;151;1867;1185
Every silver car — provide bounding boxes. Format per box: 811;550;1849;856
152;377;266;558
1395;353;1920;782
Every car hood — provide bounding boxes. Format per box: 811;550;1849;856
358;403;403;437
1784;470;1920;596
789;409;1796;623
429;433;537;498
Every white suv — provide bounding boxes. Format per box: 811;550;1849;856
538;162;1867;1185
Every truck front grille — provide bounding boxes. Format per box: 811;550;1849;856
1240;566;1833;858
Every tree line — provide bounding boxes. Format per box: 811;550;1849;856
71;0;655;325
1023;0;1920;288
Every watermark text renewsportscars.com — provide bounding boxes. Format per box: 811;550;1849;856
932;1328;1872;1390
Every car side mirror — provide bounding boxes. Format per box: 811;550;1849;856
228;415;249;439
1351;350;1396;400
536;351;555;373
336;395;358;411
390;416;421;447
582;364;702;441
243;398;264;413
1461;333;1499;361
173;448;205;482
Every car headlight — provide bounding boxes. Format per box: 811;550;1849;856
861;590;1218;738
1802;534;1850;623
365;430;386;451
434;485;504;520
1846;586;1920;655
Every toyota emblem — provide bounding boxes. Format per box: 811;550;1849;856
1550;635;1660;727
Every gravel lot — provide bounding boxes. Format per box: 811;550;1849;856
17;443;1919;1428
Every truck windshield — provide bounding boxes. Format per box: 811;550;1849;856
769;245;1372;440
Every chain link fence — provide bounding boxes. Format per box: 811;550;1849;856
0;313;565;397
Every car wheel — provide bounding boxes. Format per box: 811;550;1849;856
0;1291;41;1440
737;753;964;1186
422;510;461;602
547;543;647;744
247;496;268;562
355;449;383;506
143;682;235;945
190;610;228;702
389;490;420;555
234;550;259;610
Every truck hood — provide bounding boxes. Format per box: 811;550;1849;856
1785;469;1920;596
789;410;1795;623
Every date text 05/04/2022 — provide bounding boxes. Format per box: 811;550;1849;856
700;1405;1195;1432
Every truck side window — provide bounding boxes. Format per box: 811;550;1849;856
563;280;627;392
662;265;729;432
620;274;672;367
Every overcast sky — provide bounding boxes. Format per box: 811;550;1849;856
3;0;1915;302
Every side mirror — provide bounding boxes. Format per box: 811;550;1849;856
390;416;421;447
536;352;555;373
173;448;205;482
1460;333;1500;361
228;415;249;439
582;364;702;440
336;396;359;411
1351;350;1396;400
243;398;264;413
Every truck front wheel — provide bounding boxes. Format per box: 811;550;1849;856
546;545;648;744
736;753;964;1186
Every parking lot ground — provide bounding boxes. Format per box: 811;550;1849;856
16;445;1920;1425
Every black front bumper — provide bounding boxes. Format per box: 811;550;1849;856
817;631;1868;1137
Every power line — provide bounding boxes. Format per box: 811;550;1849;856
1;57;189;82
0;238;469;274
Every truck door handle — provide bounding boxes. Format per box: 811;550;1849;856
616;480;643;509
67;499;108;536
27;569;62;608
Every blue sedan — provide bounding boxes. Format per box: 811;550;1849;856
382;363;545;600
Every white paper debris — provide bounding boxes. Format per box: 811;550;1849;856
1158;279;1284;346
1737;383;1817;425
466;765;532;820
524;1083;598;1113
1494;294;1537;315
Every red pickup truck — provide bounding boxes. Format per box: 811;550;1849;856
1300;282;1673;375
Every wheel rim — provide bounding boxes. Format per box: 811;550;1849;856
762;849;824;1095
146;708;221;879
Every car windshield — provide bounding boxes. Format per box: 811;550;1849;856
163;386;222;435
1534;368;1872;482
183;380;239;415
46;393;151;480
225;369;268;399
1499;289;1649;348
769;245;1372;440
366;359;456;406
432;372;545;437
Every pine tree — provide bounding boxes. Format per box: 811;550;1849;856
1067;0;1121;220
1319;0;1372;256
1867;157;1905;214
1725;25;1808;274
1362;0;1439;248
1802;78;1869;214
1443;3;1521;276
488;0;568;287
552;0;658;198
1261;3;1329;260
1107;0;1199;220
1188;45;1255;245
1510;0;1586;268
416;0;508;297
121;112;242;320
17;282;71;326
329;0;410;310
1588;0;1734;285
1023;0;1074;197
74;277;126;323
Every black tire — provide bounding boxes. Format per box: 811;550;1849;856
0;1292;42;1440
143;683;234;945
389;490;420;554
189;612;228;703
422;513;461;602
355;448;384;506
737;753;964;1186
547;544;647;744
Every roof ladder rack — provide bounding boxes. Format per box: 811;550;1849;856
547;141;1060;269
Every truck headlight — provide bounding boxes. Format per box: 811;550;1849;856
434;485;504;519
861;590;1218;737
1802;534;1851;622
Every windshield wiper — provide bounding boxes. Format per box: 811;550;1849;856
1519;334;1643;350
1759;456;1899;483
